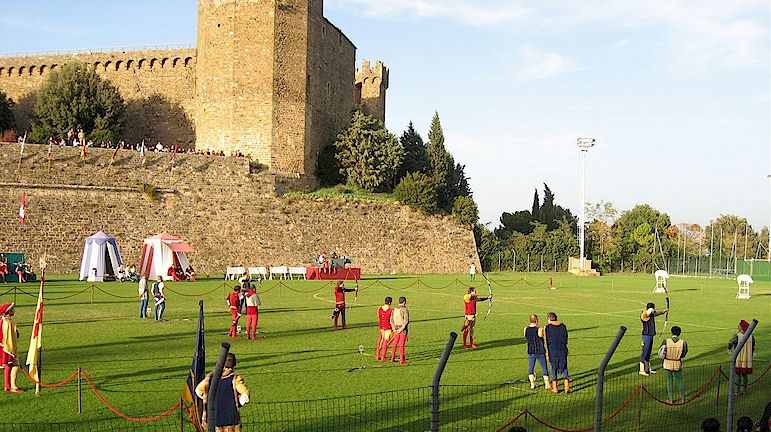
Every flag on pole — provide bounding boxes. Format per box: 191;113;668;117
80;142;88;161
140;140;147;166
109;143;120;166
46;141;53;159
26;276;45;395
172;144;178;160
19;131;27;156
18;192;26;224
181;300;206;431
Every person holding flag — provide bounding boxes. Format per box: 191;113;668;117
26;264;45;395
460;287;490;349
182;301;206;431
1;302;23;392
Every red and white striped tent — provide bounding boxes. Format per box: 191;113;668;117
139;233;196;281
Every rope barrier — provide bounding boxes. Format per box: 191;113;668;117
494;410;527;432
80;369;181;422
164;285;223;297
493;410;527;432
525;385;642;432
91;285;137;299
20;368;79;388
640;366;722;405
0;286;16;297
718;361;770;386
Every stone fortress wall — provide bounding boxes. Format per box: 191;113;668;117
0;0;388;179
0;48;198;147
0;144;480;276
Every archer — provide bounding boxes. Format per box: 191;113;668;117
640;301;669;376
332;280;357;330
460;287;490;349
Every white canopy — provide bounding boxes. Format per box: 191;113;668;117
79;230;124;282
139;233;196;281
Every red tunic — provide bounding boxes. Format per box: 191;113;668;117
227;292;240;310
464;297;477;315
378;307;393;330
334;285;346;305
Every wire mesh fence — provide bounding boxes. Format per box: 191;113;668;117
2;361;768;432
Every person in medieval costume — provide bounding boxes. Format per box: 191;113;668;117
727;319;755;395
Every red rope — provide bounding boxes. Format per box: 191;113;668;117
19;368;79;388
640;366;722;405
527;410;594;432
80;369;181;422
494;410;526;432
719;362;771;386
525;385;642;432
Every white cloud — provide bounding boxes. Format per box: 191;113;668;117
328;0;768;69
518;44;574;80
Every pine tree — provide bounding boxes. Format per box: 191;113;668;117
541;184;555;228
396;121;428;182
531;188;541;222
0;91;14;132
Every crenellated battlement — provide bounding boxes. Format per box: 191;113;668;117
355;59;388;122
0;48;196;77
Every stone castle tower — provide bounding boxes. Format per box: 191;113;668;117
355;60;389;123
0;0;387;180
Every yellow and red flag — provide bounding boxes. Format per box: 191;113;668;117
26;276;44;395
80;142;88;161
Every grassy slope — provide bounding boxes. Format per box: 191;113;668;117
0;272;768;429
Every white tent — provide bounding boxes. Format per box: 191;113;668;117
139;233;196;281
79;230;124;282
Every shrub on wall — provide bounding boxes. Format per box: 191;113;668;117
334;110;403;192
30;62;126;144
452;196;479;229
394;172;438;214
0;90;14;133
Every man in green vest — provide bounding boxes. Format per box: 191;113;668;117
658;326;688;404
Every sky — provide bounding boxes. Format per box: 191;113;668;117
1;0;769;230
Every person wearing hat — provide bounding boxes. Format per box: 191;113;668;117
727;319;755;395
640;302;668;376
0;302;23;392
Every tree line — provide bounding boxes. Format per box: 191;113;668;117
478;194;769;274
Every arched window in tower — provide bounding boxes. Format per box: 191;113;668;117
39;65;47;74
126;60;134;70
149;58;157;69
7;67;14;76
104;61;112;71
115;61;123;71
184;57;193;67
18;66;25;76
29;66;36;75
138;59;146;69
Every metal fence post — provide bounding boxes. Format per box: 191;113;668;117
726;319;758;432
431;332;457;432
595;326;627;432
207;342;232;432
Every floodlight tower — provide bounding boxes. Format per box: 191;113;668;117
577;138;596;271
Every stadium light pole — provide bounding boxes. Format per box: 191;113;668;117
577;138;596;271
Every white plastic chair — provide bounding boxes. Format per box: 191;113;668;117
653;270;669;293
736;274;752;299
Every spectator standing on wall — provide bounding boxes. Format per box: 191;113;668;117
77;128;85;146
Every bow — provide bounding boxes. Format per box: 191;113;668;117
482;272;493;321
663;295;670;332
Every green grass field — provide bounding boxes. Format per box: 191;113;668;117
0;272;768;431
